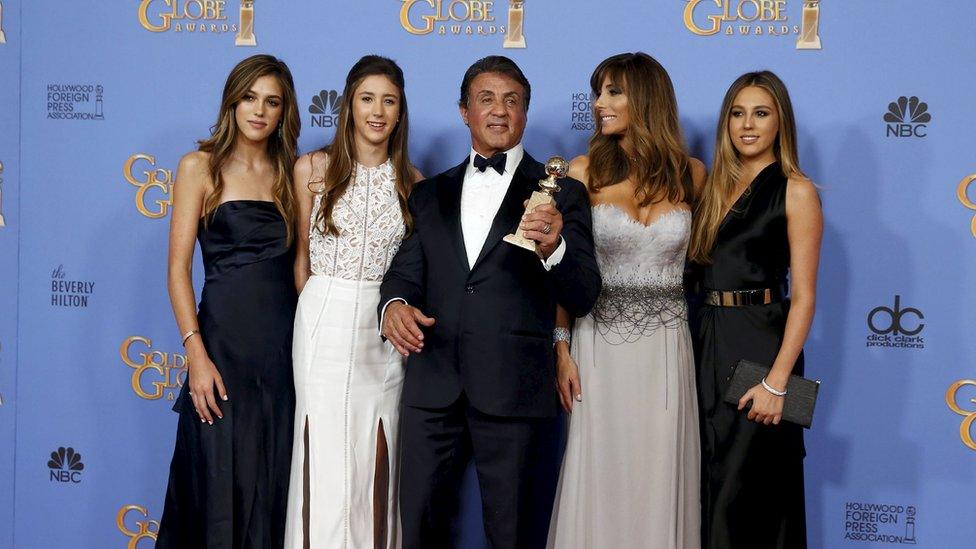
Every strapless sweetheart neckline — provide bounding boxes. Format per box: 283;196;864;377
592;203;691;230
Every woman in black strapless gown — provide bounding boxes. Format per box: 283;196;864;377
156;55;301;549
689;72;823;549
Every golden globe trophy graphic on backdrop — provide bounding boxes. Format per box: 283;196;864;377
503;1;526;49
504;156;567;254
235;0;257;46
0;1;7;44
796;0;822;50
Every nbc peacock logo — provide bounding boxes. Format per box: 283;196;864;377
884;96;931;138
309;89;343;128
48;446;85;483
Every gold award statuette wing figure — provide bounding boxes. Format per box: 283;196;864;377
504;156;568;254
235;0;257;46
503;1;526;48
796;0;822;50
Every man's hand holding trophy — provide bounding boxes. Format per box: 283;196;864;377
506;156;569;259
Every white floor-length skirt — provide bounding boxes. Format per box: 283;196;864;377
547;314;701;549
284;275;403;549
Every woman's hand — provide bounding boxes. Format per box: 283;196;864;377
186;346;227;425
555;347;583;414
738;383;785;425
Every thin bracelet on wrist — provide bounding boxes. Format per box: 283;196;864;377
760;376;787;397
181;329;200;347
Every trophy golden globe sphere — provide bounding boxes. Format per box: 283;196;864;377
541;156;569;193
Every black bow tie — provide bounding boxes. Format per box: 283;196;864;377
473;153;506;175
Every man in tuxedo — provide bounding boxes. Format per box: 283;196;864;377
380;56;601;548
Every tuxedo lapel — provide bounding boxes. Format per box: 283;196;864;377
437;158;470;272
471;153;542;270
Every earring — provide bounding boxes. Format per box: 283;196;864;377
278;124;283;139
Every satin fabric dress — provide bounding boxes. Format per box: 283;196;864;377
157;200;297;549
694;162;807;549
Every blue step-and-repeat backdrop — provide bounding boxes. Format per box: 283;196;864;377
0;1;974;547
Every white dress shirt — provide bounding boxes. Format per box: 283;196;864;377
380;143;566;330
461;144;565;269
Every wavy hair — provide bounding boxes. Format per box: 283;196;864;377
198;54;300;243
587;52;692;205
312;55;414;236
689;70;805;263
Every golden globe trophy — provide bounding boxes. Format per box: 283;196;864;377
503;1;526;49
0;2;7;44
235;0;257;47
796;0;822;50
504;156;568;253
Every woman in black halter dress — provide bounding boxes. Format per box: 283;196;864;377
689;72;823;549
156;55;301;549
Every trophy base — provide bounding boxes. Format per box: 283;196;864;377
0;31;6;44
503;190;554;254
503;232;538;253
796;37;821;50
503;37;526;49
235;35;257;47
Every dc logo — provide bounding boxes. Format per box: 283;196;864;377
867;295;924;336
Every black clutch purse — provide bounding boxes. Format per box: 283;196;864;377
722;359;821;428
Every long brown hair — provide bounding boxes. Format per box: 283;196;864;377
312;55;414;235
587;52;692;205
689;70;805;263
199;54;300;243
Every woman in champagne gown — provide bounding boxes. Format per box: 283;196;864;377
158;55;301;549
548;52;705;549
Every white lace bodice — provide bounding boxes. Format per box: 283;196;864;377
590;204;691;341
308;159;405;281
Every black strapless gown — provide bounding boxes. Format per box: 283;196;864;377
693;163;807;549
157;201;297;549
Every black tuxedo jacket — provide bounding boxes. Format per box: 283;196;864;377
379;152;601;417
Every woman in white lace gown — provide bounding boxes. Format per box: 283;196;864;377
548;53;705;549
285;56;422;549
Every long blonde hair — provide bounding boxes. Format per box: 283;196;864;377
312;55;414;236
199;54;300;243
587;52;692;205
689;70;805;263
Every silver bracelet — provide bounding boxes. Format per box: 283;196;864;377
553;327;571;345
761;377;787;397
